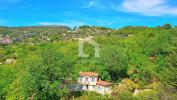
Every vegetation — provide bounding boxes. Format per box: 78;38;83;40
0;24;177;100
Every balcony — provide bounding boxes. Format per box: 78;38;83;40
78;81;97;85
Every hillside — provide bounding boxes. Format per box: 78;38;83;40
0;24;177;100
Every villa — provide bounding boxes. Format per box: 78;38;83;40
70;72;112;95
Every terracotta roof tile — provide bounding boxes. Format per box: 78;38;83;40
96;80;112;86
79;72;98;77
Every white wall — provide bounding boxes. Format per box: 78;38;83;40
88;85;96;91
96;85;112;95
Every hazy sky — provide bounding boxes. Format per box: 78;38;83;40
0;0;177;28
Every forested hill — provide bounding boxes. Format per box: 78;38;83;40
0;24;177;100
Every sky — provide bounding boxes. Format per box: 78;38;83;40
0;0;177;28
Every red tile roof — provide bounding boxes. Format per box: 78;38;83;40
96;80;112;86
79;72;98;77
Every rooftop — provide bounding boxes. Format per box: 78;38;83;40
96;80;112;86
79;72;98;77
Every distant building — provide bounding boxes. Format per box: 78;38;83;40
5;58;16;64
0;37;12;45
70;72;112;95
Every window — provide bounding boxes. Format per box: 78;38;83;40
81;85;84;90
93;85;95;89
92;78;95;82
85;78;88;82
86;85;89;90
80;77;82;82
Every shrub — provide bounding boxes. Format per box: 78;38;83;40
134;90;159;100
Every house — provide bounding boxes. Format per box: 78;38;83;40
78;72;98;91
0;37;12;45
70;72;112;95
5;58;16;64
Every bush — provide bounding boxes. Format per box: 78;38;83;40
113;90;133;100
28;46;37;51
134;90;159;100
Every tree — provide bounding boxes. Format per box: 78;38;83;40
160;50;177;87
26;47;72;99
162;23;172;30
100;46;128;81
